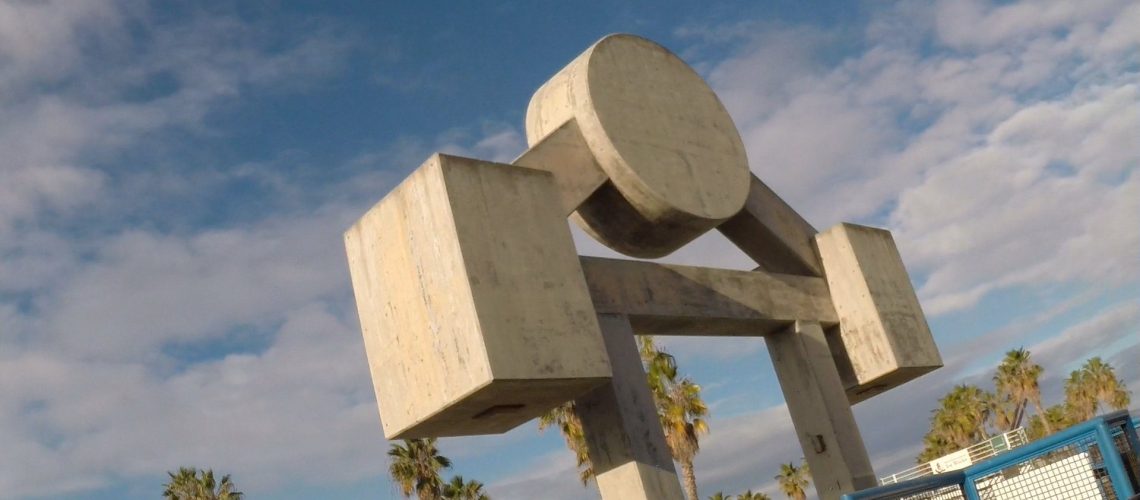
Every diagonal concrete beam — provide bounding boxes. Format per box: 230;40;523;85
512;119;608;217
717;173;822;277
579;256;837;337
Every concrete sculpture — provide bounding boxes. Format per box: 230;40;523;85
345;34;942;500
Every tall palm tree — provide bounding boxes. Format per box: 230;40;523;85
774;461;810;500
919;384;991;460
663;376;710;500
640;336;709;500
442;475;490;500
994;348;1050;435
1065;368;1097;422
951;385;991;440
984;391;1019;433
162;467;242;500
389;438;452;499
538;402;594;485
1082;357;1131;414
1065;358;1131;422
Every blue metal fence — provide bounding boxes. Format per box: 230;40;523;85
842;411;1140;500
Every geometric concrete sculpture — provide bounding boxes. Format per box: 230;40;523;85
344;154;610;439
344;33;942;500
816;223;941;403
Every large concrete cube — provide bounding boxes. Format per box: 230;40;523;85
816;223;942;403
344;154;611;439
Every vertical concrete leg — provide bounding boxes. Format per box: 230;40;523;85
575;313;685;500
767;321;877;500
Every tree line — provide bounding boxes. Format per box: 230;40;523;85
159;438;490;500
918;348;1131;463
707;459;811;499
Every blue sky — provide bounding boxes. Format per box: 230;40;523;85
1;1;1138;499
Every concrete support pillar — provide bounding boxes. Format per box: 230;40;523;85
766;320;877;500
575;313;685;500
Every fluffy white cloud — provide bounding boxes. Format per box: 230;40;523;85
0;304;383;497
696;0;1139;315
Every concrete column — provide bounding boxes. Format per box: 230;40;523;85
766;320;877;499
575;313;685;500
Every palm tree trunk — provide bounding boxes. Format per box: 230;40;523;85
1012;399;1026;429
1031;396;1053;435
681;459;698;500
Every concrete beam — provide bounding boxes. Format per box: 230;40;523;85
512;119;608;217
576;314;685;500
579;256;837;336
767;321;877;500
718;173;823;277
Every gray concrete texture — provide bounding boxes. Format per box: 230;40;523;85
524;34;751;258
816;223;942;403
344;154;610;439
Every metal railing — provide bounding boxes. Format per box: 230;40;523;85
844;411;1140;500
880;428;1030;485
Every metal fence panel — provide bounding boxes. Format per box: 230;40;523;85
842;411;1140;500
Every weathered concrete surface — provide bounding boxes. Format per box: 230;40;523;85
526;34;750;258
717;173;823;276
576;314;684;500
578;256;836;336
344;154;611;439
512;119;607;216
816;223;942;403
767;321;878;500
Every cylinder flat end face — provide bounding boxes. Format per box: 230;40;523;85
524;34;751;257
581;34;750;221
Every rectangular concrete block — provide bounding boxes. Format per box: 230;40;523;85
344;153;611;439
815;223;942;403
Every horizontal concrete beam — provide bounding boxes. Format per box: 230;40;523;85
579;257;837;337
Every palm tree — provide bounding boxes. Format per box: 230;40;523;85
951;385;991;440
708;493;728;500
442;475;490;500
917;431;956;463
1065;358;1131;422
663;376;710;500
1028;404;1070;441
639;335;678;399
984;391;1020;433
737;490;772;499
538;402;594;485
1082;357;1131;414
994;348;1050;435
918;384;991;460
640;336;709;500
774;461;810;500
1065;368;1097;422
162;467;242;500
389;438;452;499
